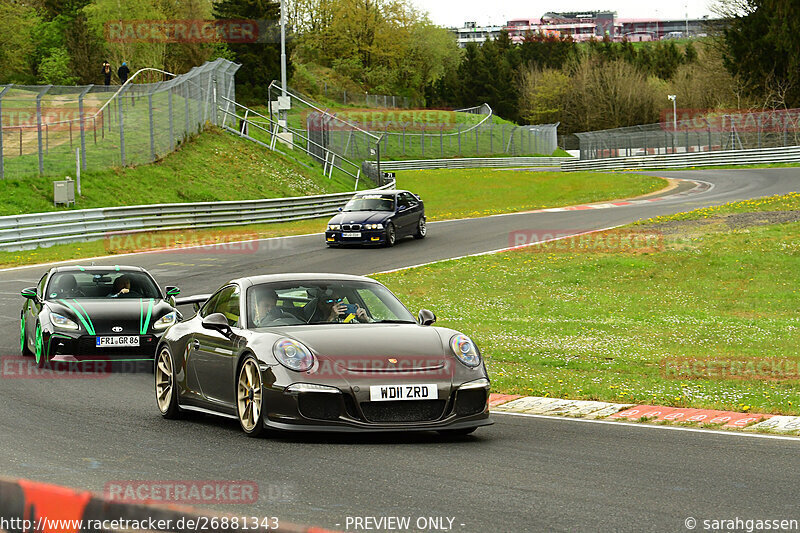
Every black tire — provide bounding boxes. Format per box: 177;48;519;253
34;323;49;369
437;427;478;437
384;223;396;247
413;217;427;239
155;346;182;419
20;314;32;356
236;355;267;437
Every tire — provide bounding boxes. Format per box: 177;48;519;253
155;346;182;419
236;355;266;437
384;223;396;247
413;217;427;240
34;323;49;369
20;314;32;356
437;427;478;437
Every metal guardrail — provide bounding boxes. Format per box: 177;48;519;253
368;157;573;171
561;145;800;171
0;184;393;252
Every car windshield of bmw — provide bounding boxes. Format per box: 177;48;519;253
247;280;416;328
45;271;162;300
342;194;395;212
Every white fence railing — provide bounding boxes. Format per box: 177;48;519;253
561;145;800;171
0;184;393;252
368;157;573;172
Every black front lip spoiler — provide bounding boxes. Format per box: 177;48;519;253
263;415;493;433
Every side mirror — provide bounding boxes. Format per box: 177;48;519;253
418;309;436;326
21;287;38;301
165;286;181;297
202;312;232;335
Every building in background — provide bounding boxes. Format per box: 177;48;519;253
453;12;717;47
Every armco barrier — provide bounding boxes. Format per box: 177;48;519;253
369;157;573;172
560;145;800;171
0;476;337;533
0;184;393;252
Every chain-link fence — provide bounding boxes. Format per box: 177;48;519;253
575;109;800;160
0;58;240;179
315;83;414;108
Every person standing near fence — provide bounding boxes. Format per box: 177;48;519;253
118;62;130;85
102;61;112;86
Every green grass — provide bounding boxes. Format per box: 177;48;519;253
374;192;800;415
395;168;666;220
0;127;358;216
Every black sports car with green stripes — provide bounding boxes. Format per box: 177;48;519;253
20;266;181;368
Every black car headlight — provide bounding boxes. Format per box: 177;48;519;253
273;338;315;372
51;313;79;331
328;224;341;231
450;334;481;367
153;312;177;330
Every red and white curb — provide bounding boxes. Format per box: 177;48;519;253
523;179;713;214
489;394;800;434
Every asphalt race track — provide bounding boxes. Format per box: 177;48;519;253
0;168;798;532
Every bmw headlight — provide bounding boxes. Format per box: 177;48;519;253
273;338;315;372
153;312;177;330
328;224;341;231
364;223;384;230
450;334;481;367
51;313;79;331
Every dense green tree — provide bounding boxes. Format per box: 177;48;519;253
719;0;800;107
214;0;292;102
0;1;41;83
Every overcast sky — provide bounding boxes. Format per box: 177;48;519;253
410;1;717;28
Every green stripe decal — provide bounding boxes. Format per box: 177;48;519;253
140;299;154;334
72;300;96;336
58;299;95;336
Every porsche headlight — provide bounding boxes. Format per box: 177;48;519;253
364;223;384;230
328;224;341;231
273;338;315;372
450;334;481;367
51;313;79;331
153;312;177;330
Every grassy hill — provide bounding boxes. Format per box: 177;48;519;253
0;127;359;216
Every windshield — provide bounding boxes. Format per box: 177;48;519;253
343;194;395;212
45;271;162;300
247;280;416;328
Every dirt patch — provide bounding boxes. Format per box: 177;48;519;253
641;210;800;235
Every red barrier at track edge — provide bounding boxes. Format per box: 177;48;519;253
0;476;340;533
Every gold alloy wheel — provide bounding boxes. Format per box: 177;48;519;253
237;359;263;432
155;348;174;414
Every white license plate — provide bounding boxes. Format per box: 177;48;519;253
370;384;438;401
96;336;140;347
342;232;362;238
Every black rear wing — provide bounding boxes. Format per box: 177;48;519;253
174;294;212;310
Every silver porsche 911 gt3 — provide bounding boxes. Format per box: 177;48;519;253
155;273;491;437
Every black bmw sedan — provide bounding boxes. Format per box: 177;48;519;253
325;189;426;247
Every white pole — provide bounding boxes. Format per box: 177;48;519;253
75;148;81;196
280;0;287;97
